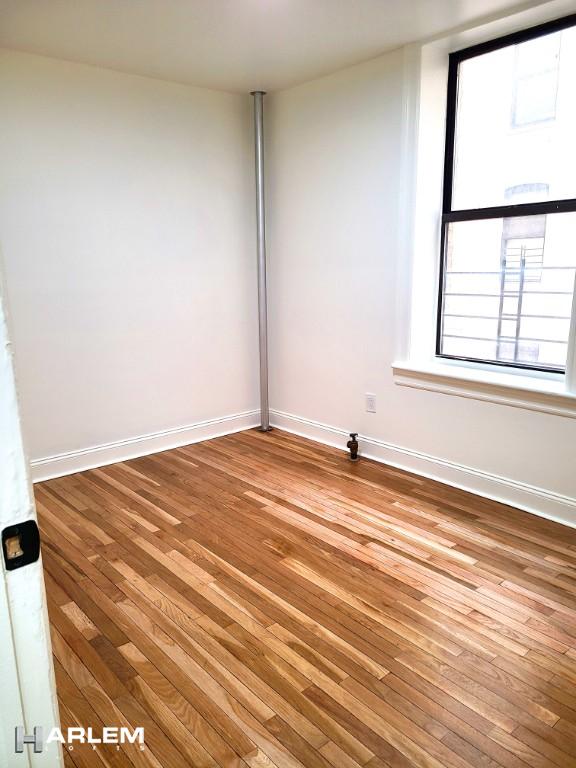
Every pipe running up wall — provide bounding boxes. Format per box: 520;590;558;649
251;91;271;431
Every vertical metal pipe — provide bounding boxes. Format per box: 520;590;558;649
251;90;271;431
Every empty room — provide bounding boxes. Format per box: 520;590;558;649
1;1;575;766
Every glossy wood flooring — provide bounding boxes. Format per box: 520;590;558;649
36;429;576;768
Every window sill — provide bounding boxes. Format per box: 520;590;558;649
392;360;576;419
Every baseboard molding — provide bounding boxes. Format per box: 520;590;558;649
31;406;576;529
270;409;576;529
30;410;260;482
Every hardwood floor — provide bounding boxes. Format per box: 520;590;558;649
35;429;576;768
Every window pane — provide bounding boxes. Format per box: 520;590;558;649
439;214;576;371
452;25;576;210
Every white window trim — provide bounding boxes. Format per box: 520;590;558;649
392;360;576;419
393;0;576;418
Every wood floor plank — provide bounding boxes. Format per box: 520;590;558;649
36;429;576;767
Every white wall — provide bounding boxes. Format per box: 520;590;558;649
0;50;259;475
266;49;576;525
1;40;574;525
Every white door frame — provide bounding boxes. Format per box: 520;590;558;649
0;270;63;767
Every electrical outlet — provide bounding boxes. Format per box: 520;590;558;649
365;393;376;413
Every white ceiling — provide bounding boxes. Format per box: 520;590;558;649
0;0;548;93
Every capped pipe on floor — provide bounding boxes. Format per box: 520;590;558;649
347;433;359;462
251;90;271;432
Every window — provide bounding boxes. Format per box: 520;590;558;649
512;34;560;127
437;14;576;373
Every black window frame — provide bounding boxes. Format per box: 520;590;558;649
436;12;576;374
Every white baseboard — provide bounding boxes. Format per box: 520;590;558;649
30;406;576;530
270;409;576;530
30;410;260;482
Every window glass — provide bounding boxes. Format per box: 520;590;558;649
439;214;576;370
451;26;576;210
